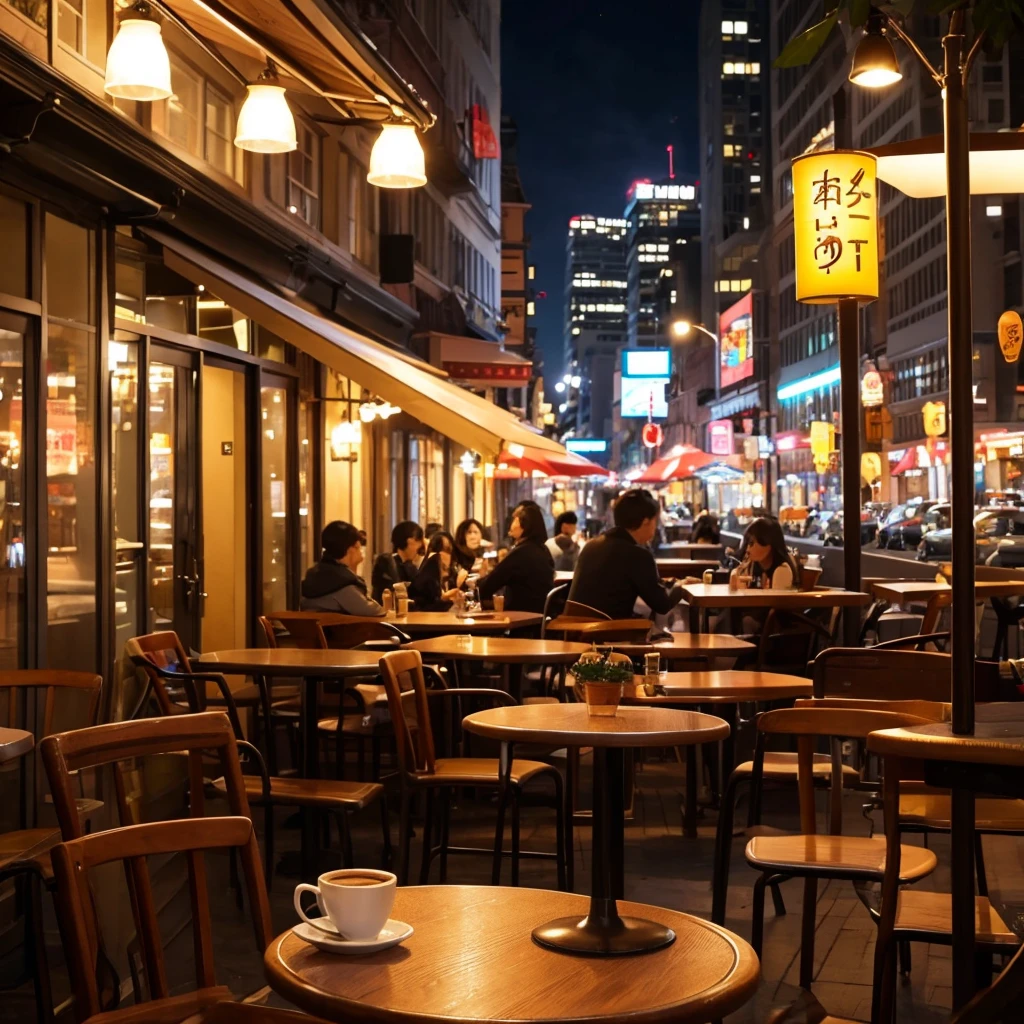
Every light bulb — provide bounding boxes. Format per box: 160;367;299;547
235;82;297;153
104;17;172;101
367;123;427;188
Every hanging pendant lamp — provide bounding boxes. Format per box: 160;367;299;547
104;1;172;101
235;64;297;154
367;122;427;188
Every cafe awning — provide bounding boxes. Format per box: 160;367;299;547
496;445;610;479
633;446;715;484
421;333;533;384
154;232;563;459
889;441;949;475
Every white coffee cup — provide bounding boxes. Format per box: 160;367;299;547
293;868;396;940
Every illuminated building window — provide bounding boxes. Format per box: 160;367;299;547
723;144;735;157
721;20;733;32
734;21;748;34
723;62;734;75
527;301;535;315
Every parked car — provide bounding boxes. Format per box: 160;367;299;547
875;504;908;548
822;510;844;546
897;502;948;550
859;503;890;545
877;500;938;549
917;506;1024;565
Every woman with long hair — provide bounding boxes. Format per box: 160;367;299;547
408;531;467;611
453;518;488;573
732;516;799;590
478;503;554;613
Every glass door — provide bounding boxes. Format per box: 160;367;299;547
148;345;200;651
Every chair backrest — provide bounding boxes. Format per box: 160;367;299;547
377;649;435;774
920;590;952;634
262;613;327;650
124;632;194;717
576;619;653;643
326;620;408;650
757;702;945;836
0;669;103;737
50;816;271;1021
539;583;570;636
563;600;610;620
813;646;955;702
256;615;278;649
41;711;252;840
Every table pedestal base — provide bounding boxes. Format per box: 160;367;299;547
532;898;676;956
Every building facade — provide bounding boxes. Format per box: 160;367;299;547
562;214;629;439
0;0;563;688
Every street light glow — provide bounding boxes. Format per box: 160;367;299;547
848;20;903;89
672;320;691;338
554;381;566;393
570;375;581;388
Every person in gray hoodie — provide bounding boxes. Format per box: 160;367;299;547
300;521;384;617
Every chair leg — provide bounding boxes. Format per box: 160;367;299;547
491;777;511;887
379;793;392;870
769;880;787;917
799;876;817;989
439;788;452;884
419;789;436;885
26;873;54;1024
339;812;354;868
711;770;743;925
551;771;567;892
511;792;521;887
229;848;243;910
898;939;912;977
975;831;989;897
264;803;275;891
398;790;413;886
750;873;768;960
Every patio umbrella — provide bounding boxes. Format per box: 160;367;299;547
633;445;715;484
495;445;609;479
693;461;746;484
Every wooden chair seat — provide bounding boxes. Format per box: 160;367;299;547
317;715;376;736
418;756;558;787
205;682;263;707
745;834;937;882
83;986;233;1024
766;990;858;1024
893;890;1019;946
735;751;860;780
212;774;383;811
899;792;1024;831
0;828;59;876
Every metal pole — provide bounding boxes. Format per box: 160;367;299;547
942;11;977;1012
943;15;975;737
838;298;861;644
833;87;861;644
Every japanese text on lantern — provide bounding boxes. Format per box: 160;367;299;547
792;150;879;304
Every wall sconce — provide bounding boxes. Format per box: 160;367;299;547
330;419;361;462
359;400;402;423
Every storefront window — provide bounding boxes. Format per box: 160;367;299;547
0;194;29;299
57;0;108;67
298;398;314;571
197;291;250;351
46;214;95;324
3;0;47;29
0;315;26;669
262;383;289;612
408;436;425;524
45;323;97;670
111;335;142;646
148;361;176;628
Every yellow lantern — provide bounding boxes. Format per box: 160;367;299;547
922;401;946;438
792;150;879;304
861;451;882;484
810;420;835;458
998;310;1023;364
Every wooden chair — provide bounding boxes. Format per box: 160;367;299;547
575;619;653;643
124;639;389;882
740;703;944;989
49;816;328;1024
753;607;837;673
0;669;103;1024
563;599;610;619
872;751;1021;1024
377;649;568;889
538;583;570;636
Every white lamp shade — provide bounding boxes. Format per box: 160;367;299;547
104;19;172;101
367;124;427;188
234;84;297;153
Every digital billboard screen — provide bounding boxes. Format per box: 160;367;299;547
719;292;754;388
622;349;670;378
621;377;668;419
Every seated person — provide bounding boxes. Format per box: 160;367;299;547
409;531;467;611
730;517;798;590
478;503;554;613
301;521;383;617
568;488;684;619
690;510;721;544
371;520;424;602
545;511;580;569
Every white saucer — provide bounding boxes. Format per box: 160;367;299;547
292;918;413;954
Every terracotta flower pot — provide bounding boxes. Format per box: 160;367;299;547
582;680;623;717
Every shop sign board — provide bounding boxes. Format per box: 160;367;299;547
998;310;1023;363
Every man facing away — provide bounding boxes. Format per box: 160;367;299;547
568;489;684;620
301;520;384;617
545;510;581;571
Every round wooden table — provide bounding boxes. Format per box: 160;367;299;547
462;704;729;956
391;610;543;635
405;636;589;663
265;885;758;1023
625;670;812;703
595;633;756;666
0;727;34;765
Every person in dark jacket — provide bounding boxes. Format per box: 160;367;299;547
478;503;554;613
370;520;424;602
690;510;722;544
301;521;384;616
568;489;684;619
409;531;466;611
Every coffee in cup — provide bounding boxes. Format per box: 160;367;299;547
294;868;396;940
492;594;505;613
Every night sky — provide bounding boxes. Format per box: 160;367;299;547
501;1;701;387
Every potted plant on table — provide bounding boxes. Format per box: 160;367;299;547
570;654;634;717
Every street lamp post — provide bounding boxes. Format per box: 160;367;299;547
849;9;980;1009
